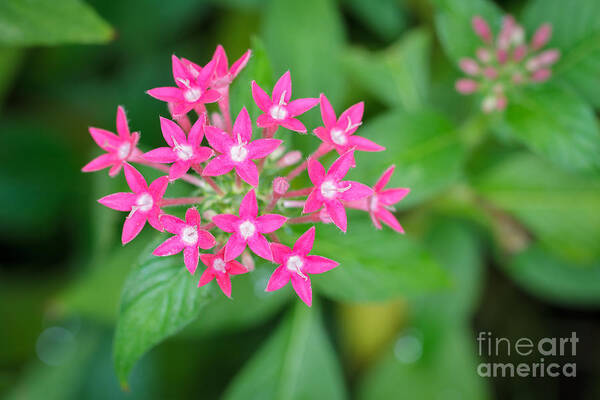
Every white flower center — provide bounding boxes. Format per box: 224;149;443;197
213;258;227;273
184;87;202;103
286;255;308;279
330;128;347;145
239;220;256;239
136;193;153;212
117;142;131;159
230;144;248;162
269;105;288;120
181;225;198;246
320;180;338;199
175;143;194;161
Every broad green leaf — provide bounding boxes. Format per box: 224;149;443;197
262;0;345;107
229;37;273;121
353;108;465;207
0;0;113;46
521;0;600;107
301;219;449;303
505;244;600;307
359;323;489;400
224;304;347;400
433;0;502;65
423;218;484;320
0;46;23;107
471;153;600;263
114;251;212;386
498;82;600;173
344;29;431;110
183;260;290;337
342;0;407;42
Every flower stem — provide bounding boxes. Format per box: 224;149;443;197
218;89;232;134
161;197;204;206
287;213;320;224
286;143;331;181
283;187;313;198
191;164;224;196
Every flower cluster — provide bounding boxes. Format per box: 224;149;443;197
83;45;409;306
455;15;560;113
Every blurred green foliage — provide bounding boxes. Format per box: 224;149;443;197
1;0;600;399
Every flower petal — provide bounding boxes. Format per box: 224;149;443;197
256;113;275;128
160;214;185;234
230;49;251;78
319;93;337;128
204;126;233;154
82;153;115;173
213;44;229;78
200;89;221;103
197;230;216;249
122;210;147;244
185;207;201;226
239;189;258;219
160;116;186;147
326;200;348;232
304;255;339;274
307;158;326;185
89;127;120;151
292;226;315;255
169;160;191;180
212;214;239;232
116;106;130;139
327;149;354;181
224;232;247;261
272;70;292;103
291;275;312;306
347;135;385;152
270;243;292;265
248;138;282;160
143;147;177;164
340;181;373;201
215;274;233;298
198;268;215;287
251;81;273;113
98;192;136;211
248;234;273;261
379;188;410;205
233;106;253;142
149;176;169;201
255;214;287;233
203;155;234;176
147;87;182;103
153;236;185;256
279;118;306;133
199;253;216;268
302;189;323;214
265;266;291;292
184;246;199;274
188;115;206;148
376;208;404;233
374;165;395;192
235;161;259;187
123;164;148;193
338;101;364;131
286;98;319;117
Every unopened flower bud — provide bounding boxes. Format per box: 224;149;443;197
241;251;255;271
455;79;478;94
537;49;560;66
459;58;480;75
272;177;290;195
269;145;286;160
495;94;507;111
512;45;527;62
203;209;217;221
482;95;497;113
496;49;508;65
276;151;302;167
210;112;226;131
483;67;498;79
531;68;551;82
472;16;492;43
512;72;525;85
476;48;492;64
531;24;552;50
510;25;525;46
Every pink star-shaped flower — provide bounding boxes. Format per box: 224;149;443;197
198;247;249;298
368;165;410;233
210;45;251;91
82;106;141;177
143;115;214;181
251;71;319;133
153;208;216;274
314;94;385;156
203;107;282;187
265;227;338;307
98;164;168;244
213;189;287;261
147;55;221;117
303;150;373;232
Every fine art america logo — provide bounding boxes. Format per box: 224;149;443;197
477;332;578;378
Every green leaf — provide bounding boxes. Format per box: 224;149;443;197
342;0;407;42
0;0;114;46
224;303;347;400
113;250;212;386
521;0;600;107
433;0;502;65
423;218;484;320
298;219;449;303
262;0;345;107
229;37;273;121
498;82;600;173
0;46;23;107
353;108;465;207
505;244;600;307
344;29;431;111
358;323;489;400
471;152;600;263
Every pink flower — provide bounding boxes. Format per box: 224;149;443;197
265;227;338;306
82;106;141;177
198;247;249;298
251;71;319;133
210;45;251;91
153;208;216;274
313;94;384;156
143;115;214;181
203;107;282;187
98;164;168;244
367;165;409;233
147;55;221;117
212;189;287;261
303;150;372;232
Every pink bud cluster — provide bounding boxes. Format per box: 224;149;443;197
456;15;560;113
82;45;410;306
